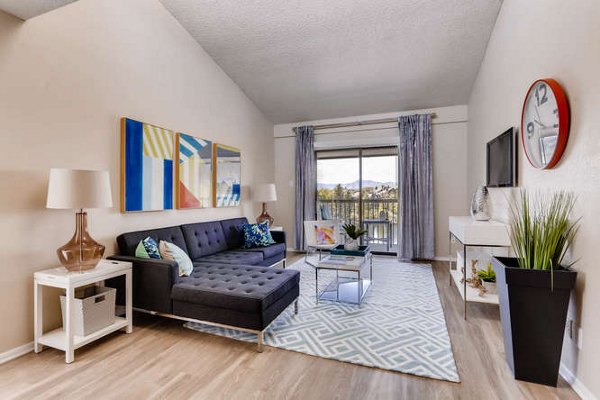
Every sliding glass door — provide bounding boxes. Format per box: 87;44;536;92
316;147;398;254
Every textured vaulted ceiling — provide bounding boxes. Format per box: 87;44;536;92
159;0;502;123
0;0;502;123
0;0;76;19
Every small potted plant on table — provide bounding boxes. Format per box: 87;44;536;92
492;191;579;387
477;263;496;294
342;224;366;251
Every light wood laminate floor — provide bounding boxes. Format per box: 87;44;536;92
0;255;579;399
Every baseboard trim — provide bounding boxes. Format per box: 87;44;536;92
560;363;597;400
0;342;33;365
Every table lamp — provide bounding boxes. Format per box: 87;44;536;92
254;183;277;226
46;168;113;272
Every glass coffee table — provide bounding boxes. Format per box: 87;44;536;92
309;252;373;305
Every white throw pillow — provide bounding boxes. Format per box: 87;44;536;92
159;240;194;277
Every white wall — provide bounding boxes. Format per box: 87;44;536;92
273;105;468;258
0;0;274;354
467;0;600;397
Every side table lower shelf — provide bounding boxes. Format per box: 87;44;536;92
38;317;129;352
319;277;372;304
449;268;498;305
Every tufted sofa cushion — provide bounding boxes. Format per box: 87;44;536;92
197;250;263;265
239;243;286;260
220;217;249;249
181;221;228;259
117;226;188;257
172;264;300;313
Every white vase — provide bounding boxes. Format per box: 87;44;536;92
344;239;359;251
483;280;497;295
470;185;491;221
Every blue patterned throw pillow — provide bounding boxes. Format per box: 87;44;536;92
135;236;161;259
242;221;276;248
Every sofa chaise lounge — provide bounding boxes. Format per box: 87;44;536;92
108;217;300;351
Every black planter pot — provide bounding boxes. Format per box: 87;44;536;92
491;257;577;387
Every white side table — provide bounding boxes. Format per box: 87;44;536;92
34;259;133;363
448;216;511;320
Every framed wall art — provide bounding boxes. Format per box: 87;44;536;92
213;143;241;207
176;133;213;209
121;118;175;212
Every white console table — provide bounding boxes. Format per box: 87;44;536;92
448;216;511;320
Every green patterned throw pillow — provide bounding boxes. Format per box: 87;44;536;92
135;237;161;259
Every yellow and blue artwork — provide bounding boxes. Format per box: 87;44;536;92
213;143;241;207
121;118;174;212
176;133;212;209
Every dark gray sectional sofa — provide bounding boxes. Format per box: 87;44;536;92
108;217;300;352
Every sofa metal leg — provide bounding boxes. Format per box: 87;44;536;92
282;259;286;269
257;331;264;353
294;299;299;314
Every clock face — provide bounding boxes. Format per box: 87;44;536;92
521;79;569;169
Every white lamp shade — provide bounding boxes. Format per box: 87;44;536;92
47;168;113;209
254;183;277;202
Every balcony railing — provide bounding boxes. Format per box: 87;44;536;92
317;198;398;252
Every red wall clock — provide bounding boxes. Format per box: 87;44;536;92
521;78;570;169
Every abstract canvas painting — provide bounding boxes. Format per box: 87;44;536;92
176;133;212;209
213;143;241;207
121;118;174;212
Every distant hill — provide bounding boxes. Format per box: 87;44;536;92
318;180;396;190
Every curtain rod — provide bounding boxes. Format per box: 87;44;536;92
292;112;437;132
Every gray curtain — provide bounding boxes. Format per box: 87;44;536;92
294;126;316;250
397;114;434;260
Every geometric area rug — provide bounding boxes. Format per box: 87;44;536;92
185;257;460;382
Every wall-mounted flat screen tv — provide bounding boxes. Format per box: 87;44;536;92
486;127;516;187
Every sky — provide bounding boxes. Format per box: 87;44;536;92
317;156;397;184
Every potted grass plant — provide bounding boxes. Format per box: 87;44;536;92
492;190;579;387
342;224;366;251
